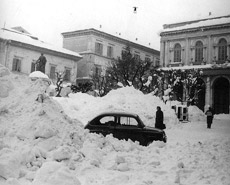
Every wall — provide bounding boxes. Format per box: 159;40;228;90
1;43;78;82
160;27;230;67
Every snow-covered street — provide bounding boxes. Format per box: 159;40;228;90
0;68;230;185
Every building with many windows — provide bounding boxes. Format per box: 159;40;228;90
160;15;230;114
61;28;160;82
0;27;82;82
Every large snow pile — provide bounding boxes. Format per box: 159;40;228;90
53;86;179;128
0;66;230;185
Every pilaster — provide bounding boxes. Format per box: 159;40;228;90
160;41;165;67
205;76;211;111
185;38;189;65
207;35;212;63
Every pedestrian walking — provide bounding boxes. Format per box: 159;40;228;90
155;106;166;129
205;107;214;129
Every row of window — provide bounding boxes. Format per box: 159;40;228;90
95;42;114;58
12;58;71;81
95;42;155;63
173;38;228;63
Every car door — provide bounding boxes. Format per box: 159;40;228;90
113;116;143;143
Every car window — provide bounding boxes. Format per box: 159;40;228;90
120;116;138;126
100;116;115;125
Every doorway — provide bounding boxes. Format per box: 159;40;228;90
213;77;229;114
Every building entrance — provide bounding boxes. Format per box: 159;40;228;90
214;77;229;114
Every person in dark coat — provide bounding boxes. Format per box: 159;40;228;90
205;107;214;129
155;106;165;129
36;53;47;73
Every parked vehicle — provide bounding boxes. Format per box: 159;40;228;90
84;112;167;146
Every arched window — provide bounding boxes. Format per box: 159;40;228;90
174;43;181;62
218;38;227;61
195;41;203;63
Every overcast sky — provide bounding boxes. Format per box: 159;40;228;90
0;0;229;50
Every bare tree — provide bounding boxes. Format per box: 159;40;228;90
55;71;65;97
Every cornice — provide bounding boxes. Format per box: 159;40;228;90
160;23;230;37
161;30;230;42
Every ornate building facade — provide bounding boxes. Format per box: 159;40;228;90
160;15;230;113
61;28;160;83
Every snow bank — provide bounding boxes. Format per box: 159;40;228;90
54;86;178;127
0;65;229;185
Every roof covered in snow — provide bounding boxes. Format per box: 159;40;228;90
0;27;82;59
161;15;230;35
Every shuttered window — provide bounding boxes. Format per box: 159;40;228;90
12;58;21;72
64;68;71;81
95;42;103;55
50;66;56;79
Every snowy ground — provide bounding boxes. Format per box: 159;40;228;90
0;67;230;185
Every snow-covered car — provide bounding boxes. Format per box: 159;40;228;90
85;112;167;146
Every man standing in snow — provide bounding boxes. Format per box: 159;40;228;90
155;106;166;129
36;53;47;73
205;107;214;129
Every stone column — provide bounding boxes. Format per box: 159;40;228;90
205;76;211;112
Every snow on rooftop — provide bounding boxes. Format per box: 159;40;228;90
163;16;230;32
0;28;82;58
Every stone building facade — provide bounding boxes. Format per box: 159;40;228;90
0;27;82;82
61;28;160;82
160;15;230;114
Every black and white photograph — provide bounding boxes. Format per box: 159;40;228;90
0;0;230;184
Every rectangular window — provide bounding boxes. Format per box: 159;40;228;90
107;46;113;58
145;57;151;62
122;50;127;56
155;59;160;67
31;60;36;72
50;65;56;79
64;68;71;81
134;54;140;61
95;42;103;55
95;65;102;76
12;58;21;72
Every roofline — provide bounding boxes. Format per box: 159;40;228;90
61;28;160;56
1;38;82;61
161;14;230;36
160;23;230;36
163;14;230;29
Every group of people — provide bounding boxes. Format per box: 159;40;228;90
155;105;214;130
